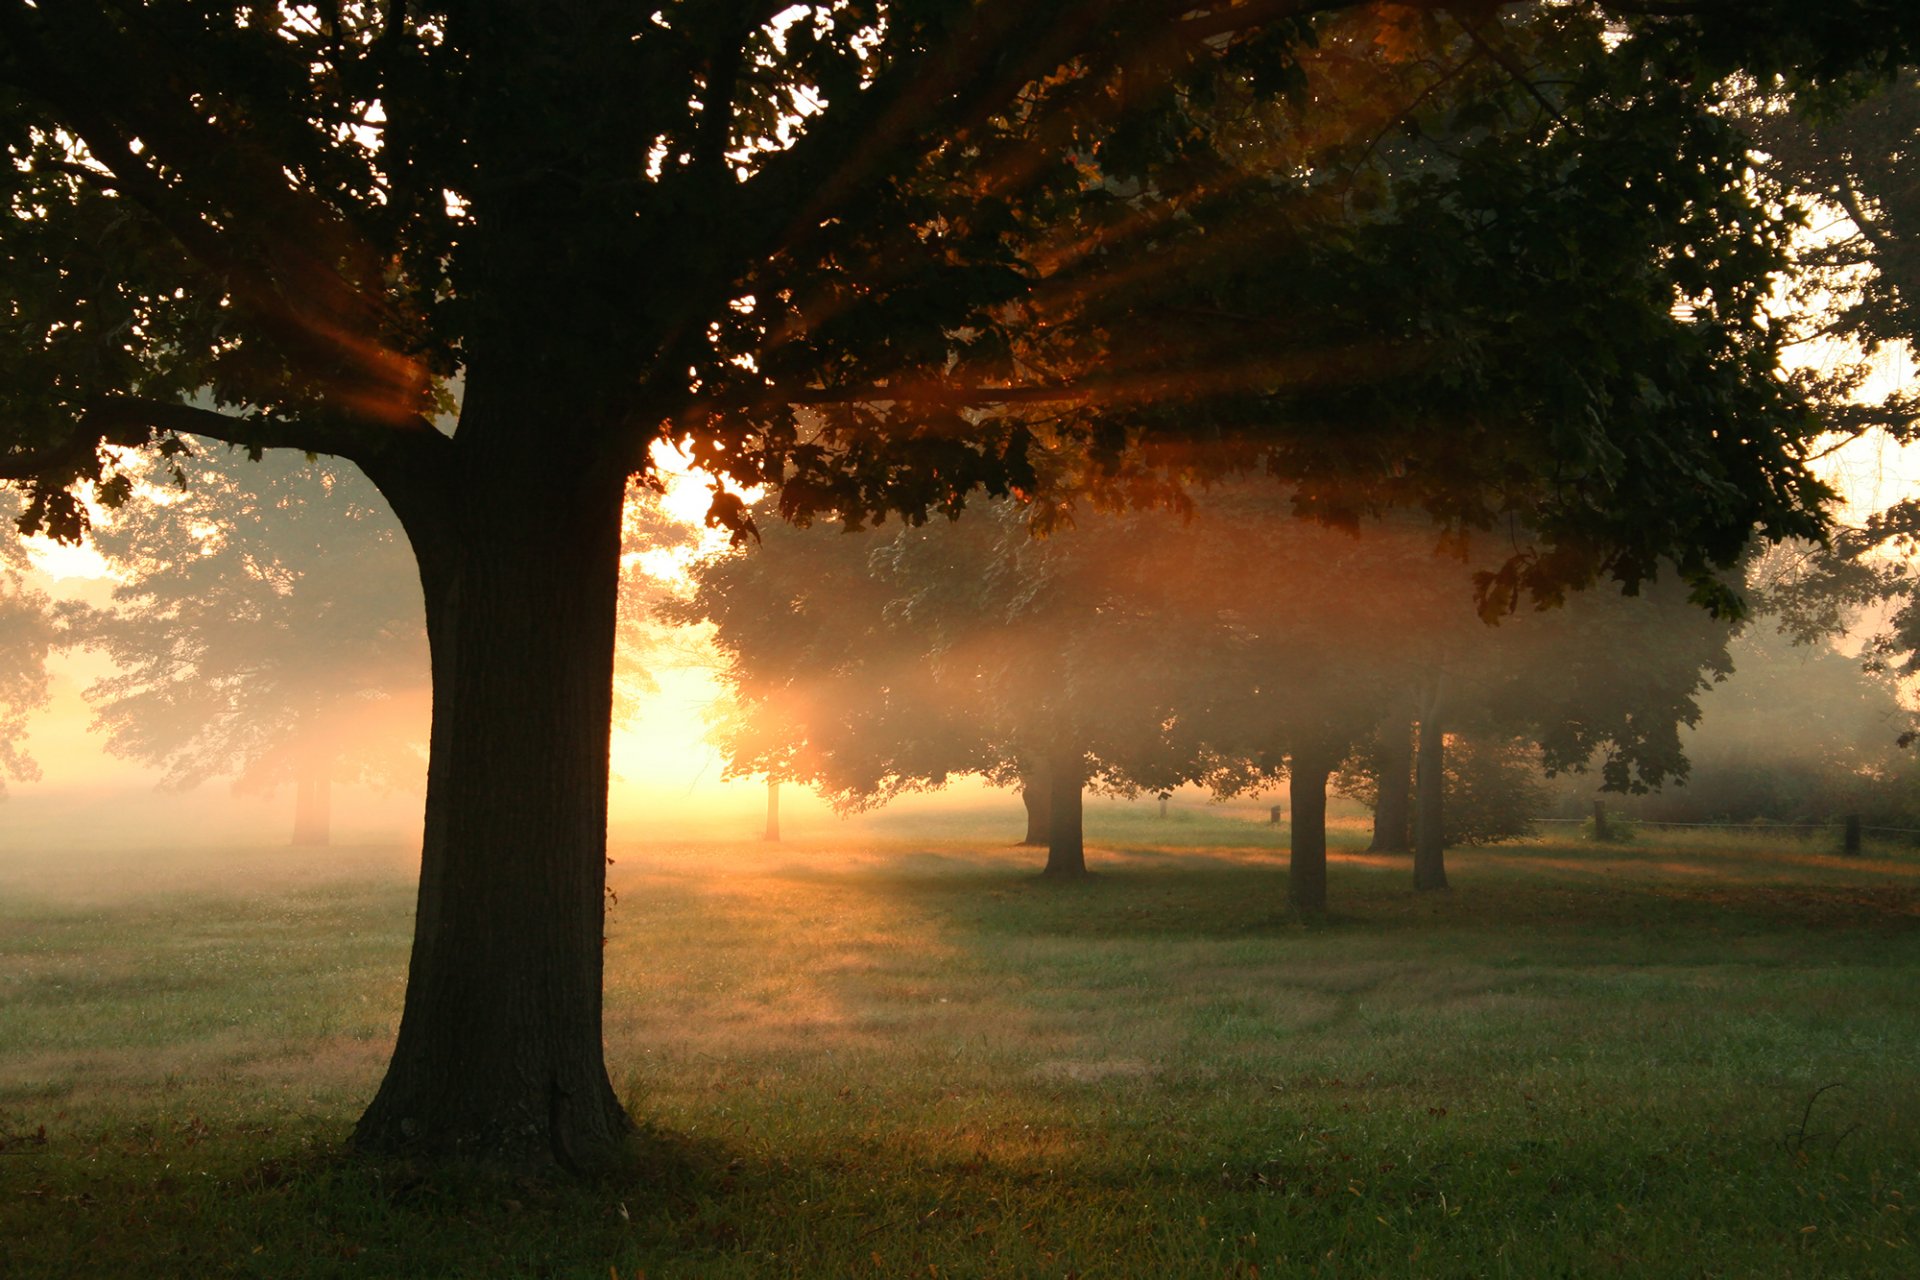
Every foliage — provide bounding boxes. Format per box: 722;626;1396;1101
1475;572;1740;795
673;497;1214;808
61;451;428;798
0;4;1893;587
687;485;1732;833
1736;71;1920;679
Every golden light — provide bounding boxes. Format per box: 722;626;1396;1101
623;438;763;591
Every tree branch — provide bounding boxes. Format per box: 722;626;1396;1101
1459;18;1573;130
0;397;447;486
0;2;422;428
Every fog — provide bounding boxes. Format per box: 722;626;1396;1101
4;434;1918;912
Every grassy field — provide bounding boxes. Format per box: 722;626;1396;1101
3;802;1917;1277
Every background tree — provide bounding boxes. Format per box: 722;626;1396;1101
1734;70;1920;687
64;452;428;846
2;2;1911;1167
1339;730;1547;850
1366;565;1738;887
1623;617;1920;827
0;498;54;799
677;498;1221;876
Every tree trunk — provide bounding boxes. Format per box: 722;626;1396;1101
1043;747;1087;877
291;767;332;847
1018;766;1052;847
353;420;632;1171
1368;720;1413;854
763;777;781;842
1413;715;1449;891
1287;746;1333;913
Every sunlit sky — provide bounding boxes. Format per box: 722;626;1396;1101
12;441;817;845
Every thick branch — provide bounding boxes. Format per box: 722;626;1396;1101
0;397;447;485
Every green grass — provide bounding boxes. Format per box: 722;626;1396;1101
3;805;1918;1277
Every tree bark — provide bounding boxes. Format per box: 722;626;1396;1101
1367;720;1413;854
1413;714;1449;891
763;777;781;842
1018;764;1052;846
1287;745;1333;913
1043;747;1087;877
352;404;632;1171
291;767;332;847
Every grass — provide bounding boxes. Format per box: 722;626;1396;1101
3;802;1918;1277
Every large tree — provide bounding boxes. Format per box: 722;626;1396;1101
2;3;1912;1168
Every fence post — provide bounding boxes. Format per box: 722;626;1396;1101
1592;801;1610;842
1844;814;1862;856
1269;804;1282;826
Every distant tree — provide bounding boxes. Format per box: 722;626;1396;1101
1341;730;1546;848
1136;499;1435;911
1629;619;1920;826
1327;555;1739;887
63;452;428;844
66;452;693;847
0;502;54;798
1736;71;1920;690
676;499;1216;876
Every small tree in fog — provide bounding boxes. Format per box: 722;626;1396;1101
63;453;428;845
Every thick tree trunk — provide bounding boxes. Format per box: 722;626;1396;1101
1367;720;1413;854
763;778;781;842
1043;747;1087;877
291;767;332;847
353;422;632;1170
1018;764;1052;846
1288;746;1333;913
1413;715;1449;892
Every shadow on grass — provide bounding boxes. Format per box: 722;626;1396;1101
782;840;1920;953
